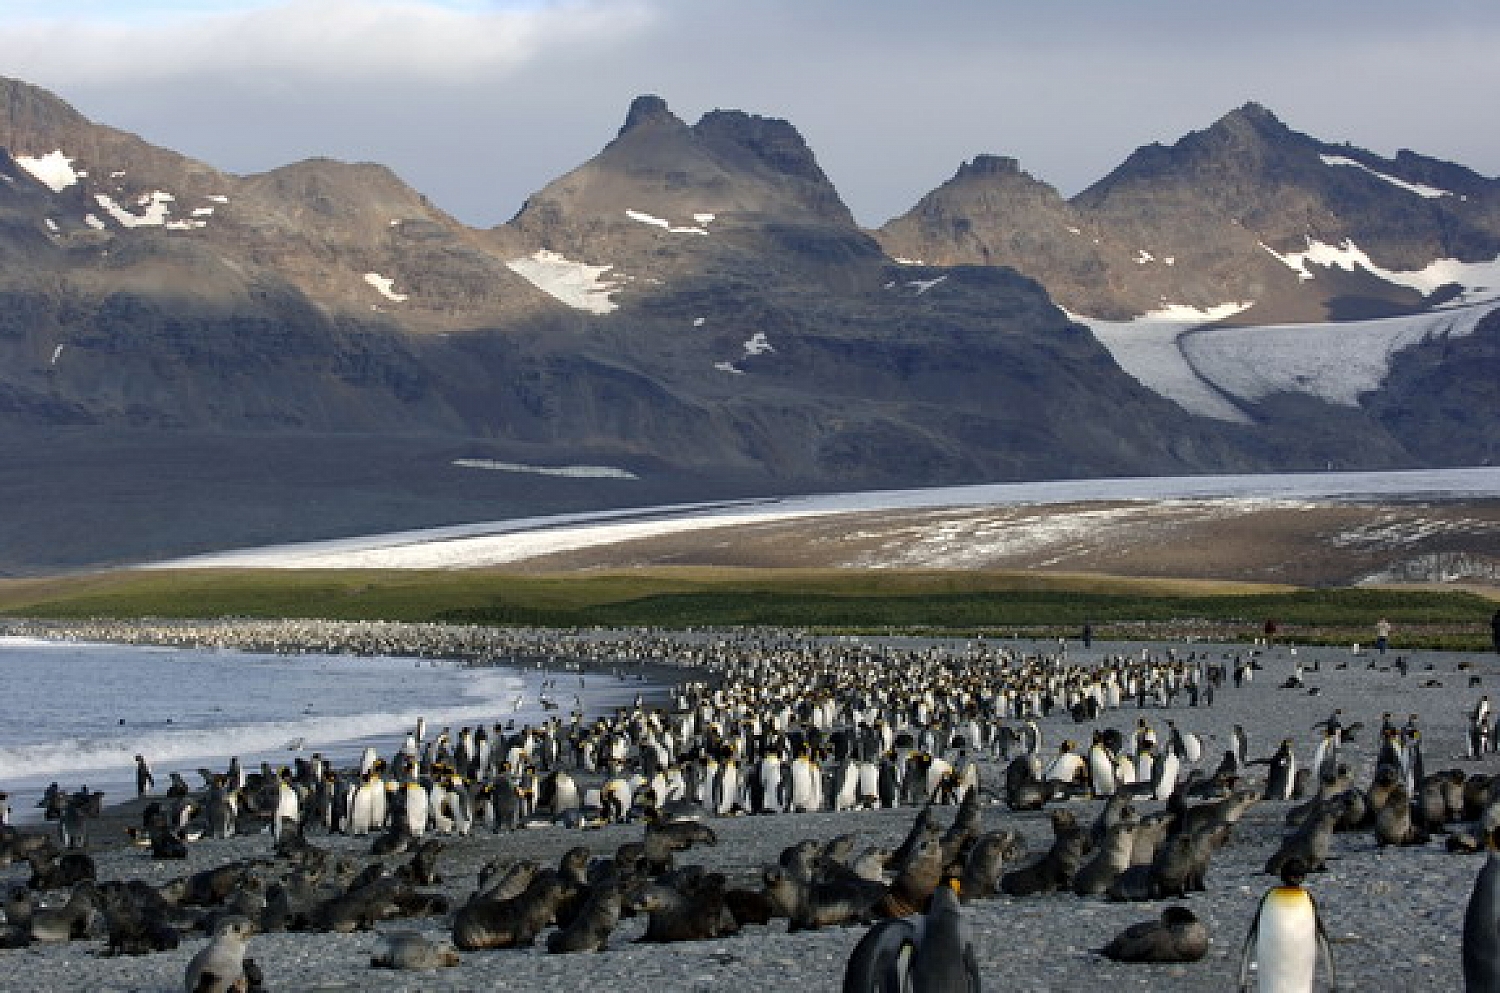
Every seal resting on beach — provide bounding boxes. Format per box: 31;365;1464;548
370;930;461;969
1098;905;1209;963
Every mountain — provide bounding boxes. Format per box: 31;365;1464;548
879;102;1500;323
0;78;1497;573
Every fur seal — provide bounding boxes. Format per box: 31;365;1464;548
631;872;740;943
1074;817;1138;897
546;880;622;953
370;930;461;969
959;830;1027;901
762;865;885;931
1001;809;1092;897
452;871;572;951
183;916;256;993
1099;905;1208;963
1266;804;1339;875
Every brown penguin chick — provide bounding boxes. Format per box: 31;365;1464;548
1375;785;1430;847
1099;905;1210;963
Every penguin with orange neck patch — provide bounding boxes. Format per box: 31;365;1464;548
1238;857;1335;992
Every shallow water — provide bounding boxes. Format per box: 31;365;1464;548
0;636;648;823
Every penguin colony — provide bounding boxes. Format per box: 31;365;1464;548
1;626;1499;990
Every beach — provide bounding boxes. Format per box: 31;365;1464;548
1;630;1497;991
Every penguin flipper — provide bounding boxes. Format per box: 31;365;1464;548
1313;898;1338;991
1236;897;1266;992
962;940;981;992
842;919;917;993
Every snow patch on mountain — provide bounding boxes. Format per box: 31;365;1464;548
506;250;621;314
1081;302;1493;420
1319;154;1452;198
908;275;948;295
1079;303;1256;423
1179;305;1493;408
363;273;408;303
742;332;774;356
452;459;637;480
94;191;204;229
625;209;708;235
15;151;81;192
1264;239;1500;305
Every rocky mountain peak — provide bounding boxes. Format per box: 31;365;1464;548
955;154;1023;180
617;94;684;137
0;76;92;152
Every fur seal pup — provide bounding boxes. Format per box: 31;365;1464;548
632;872;740;942
1266;804;1339;876
1464;828;1500;992
1074;818;1138;897
546;880;622;953
29;880;98;943
762;865;885;931
1001;809;1092;897
1099;905;1208;963
1374;784;1429;847
98;880;181;955
879;835;945;917
370;930;461;969
452;873;572;950
1238;860;1335;992
959;830;1026;902
184;916;256;993
842;880;980;993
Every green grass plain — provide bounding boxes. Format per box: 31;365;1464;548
0;567;1494;650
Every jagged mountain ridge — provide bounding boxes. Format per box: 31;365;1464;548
0;77;1497;572
879;102;1500;323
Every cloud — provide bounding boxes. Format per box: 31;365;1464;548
0;0;653;80
3;0;1497;229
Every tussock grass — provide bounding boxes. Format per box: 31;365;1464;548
0;567;1494;649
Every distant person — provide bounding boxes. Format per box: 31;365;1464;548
1492;608;1500;655
1263;618;1278;645
1375;617;1392;655
1082;623;1093;648
135;754;155;796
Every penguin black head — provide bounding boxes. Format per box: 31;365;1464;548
1279;858;1309;887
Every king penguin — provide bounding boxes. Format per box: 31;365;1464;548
1238;858;1334;992
1464;827;1500;992
842;878;980;992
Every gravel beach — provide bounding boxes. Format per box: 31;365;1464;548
3;633;1498;992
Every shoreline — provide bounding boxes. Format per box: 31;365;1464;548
1;630;1497;990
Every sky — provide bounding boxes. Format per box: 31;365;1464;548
2;0;1497;229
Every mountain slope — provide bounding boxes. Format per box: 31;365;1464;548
0;78;1497;572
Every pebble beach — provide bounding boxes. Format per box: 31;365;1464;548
2;627;1498;992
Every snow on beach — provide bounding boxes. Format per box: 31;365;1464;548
143;467;1500;571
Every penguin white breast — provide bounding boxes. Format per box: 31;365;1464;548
1256;889;1319;992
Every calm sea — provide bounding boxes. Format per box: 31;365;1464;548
0;636;648;824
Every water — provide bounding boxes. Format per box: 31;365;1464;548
0;636;651;824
